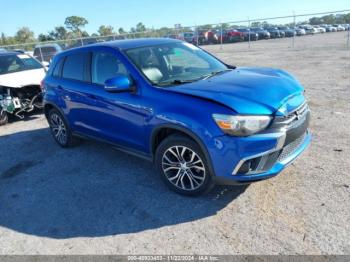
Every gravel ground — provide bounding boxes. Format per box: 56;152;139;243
0;32;349;255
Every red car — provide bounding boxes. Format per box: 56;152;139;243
215;29;244;43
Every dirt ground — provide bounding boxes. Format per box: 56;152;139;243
0;32;349;255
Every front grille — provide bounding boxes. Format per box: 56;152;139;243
278;133;306;162
273;102;309;128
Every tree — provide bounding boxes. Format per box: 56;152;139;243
15;27;35;43
136;22;146;32
0;33;6;45
198;24;213;30
221;23;230;30
64;16;88;33
118;27;126;35
251;22;261;28
261;21;270;28
344;13;350;23
38;33;54;42
81;31;90;37
309;17;322;25
321;14;335;24
98;25;114;36
49;26;68;40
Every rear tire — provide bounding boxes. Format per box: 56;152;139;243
48;108;79;148
0;109;8;126
155;134;214;196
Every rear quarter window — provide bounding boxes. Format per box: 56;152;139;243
52;58;64;77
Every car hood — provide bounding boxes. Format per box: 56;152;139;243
166;67;305;115
0;68;46;88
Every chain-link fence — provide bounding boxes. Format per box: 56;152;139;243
1;9;349;62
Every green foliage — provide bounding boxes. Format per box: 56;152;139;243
118;27;126;35
15;27;35;43
64;16;88;33
49;26;68;40
98;25;114;36
136;22;146;32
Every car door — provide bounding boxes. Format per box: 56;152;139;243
74;48;151;153
55;52;94;134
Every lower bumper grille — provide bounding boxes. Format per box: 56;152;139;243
235;132;307;175
278;133;307;162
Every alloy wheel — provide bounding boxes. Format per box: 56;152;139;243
50;113;67;145
162;146;206;191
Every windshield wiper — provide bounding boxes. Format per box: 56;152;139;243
157;79;197;87
157;68;234;87
201;69;233;80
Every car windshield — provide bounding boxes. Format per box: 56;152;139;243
0;54;43;75
125;42;229;86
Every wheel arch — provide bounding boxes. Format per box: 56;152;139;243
150;124;215;177
44;102;70;127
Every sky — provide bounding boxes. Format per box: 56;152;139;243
0;0;349;36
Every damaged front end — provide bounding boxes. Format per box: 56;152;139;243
0;85;43;125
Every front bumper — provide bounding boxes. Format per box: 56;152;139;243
209;103;311;185
213;131;311;185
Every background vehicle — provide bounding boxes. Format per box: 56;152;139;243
237;28;259;41
0;52;46;125
300;25;318;34
278;26;296;37
313;25;326;33
265;27;283;38
295;28;306;36
323;25;337;32
333;24;345;31
202;30;217;44
179;32;196;43
214;29;244;43
251;28;270;39
43;38;311;196
33;43;63;63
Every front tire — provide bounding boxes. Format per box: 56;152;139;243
155;135;213;196
48;109;79;147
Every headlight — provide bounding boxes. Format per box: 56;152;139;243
213;114;272;136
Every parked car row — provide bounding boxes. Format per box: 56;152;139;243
164;23;350;45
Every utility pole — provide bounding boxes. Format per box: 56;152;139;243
292;11;296;48
248;17;251;49
220;23;223;50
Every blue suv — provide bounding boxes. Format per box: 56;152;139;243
43;38;311;196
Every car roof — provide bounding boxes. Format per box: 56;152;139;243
0;51;23;56
34;43;62;49
98;38;182;50
57;38;182;57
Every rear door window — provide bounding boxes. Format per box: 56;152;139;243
62;53;88;81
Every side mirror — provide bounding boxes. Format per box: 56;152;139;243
104;74;134;93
